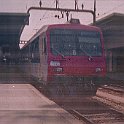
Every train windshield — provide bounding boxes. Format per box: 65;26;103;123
50;29;102;56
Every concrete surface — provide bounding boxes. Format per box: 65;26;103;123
0;84;83;124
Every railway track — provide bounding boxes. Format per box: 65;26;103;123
32;80;124;124
96;84;124;104
47;95;123;124
47;85;124;124
100;84;124;94
69;108;124;124
69;85;124;124
94;84;124;115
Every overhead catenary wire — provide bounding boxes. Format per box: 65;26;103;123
28;0;96;36
40;0;56;20
33;0;56;32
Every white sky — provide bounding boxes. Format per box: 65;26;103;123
0;0;124;41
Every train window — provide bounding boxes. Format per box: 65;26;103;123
30;37;40;63
78;37;102;56
42;37;47;54
21;46;30;63
34;40;39;52
50;29;102;56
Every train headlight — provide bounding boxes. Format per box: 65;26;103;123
50;61;60;66
96;67;102;72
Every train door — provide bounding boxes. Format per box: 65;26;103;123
30;37;40;78
39;34;48;82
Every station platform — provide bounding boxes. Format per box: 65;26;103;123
0;84;83;124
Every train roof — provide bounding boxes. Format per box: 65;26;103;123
21;25;48;49
22;23;101;49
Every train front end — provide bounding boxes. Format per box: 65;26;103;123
46;24;106;94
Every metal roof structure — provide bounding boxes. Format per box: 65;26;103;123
95;13;124;49
95;13;124;26
0;13;29;48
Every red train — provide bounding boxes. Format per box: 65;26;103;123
21;19;106;95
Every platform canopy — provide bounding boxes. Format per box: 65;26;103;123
94;13;124;49
95;13;124;26
0;13;29;47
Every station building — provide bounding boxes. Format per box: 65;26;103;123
95;13;124;76
0;13;29;63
